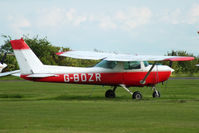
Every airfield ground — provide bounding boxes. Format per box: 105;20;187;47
0;78;199;133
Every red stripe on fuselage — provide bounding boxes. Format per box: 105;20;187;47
21;71;171;87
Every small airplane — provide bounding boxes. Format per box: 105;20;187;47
0;52;20;77
7;38;194;99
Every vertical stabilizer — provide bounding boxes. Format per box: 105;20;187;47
10;38;44;74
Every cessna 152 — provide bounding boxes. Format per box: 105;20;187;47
7;38;194;99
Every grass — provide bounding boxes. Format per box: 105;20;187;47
0;79;199;133
0;75;22;80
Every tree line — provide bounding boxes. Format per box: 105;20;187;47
0;35;199;74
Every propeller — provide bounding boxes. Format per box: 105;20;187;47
0;52;7;64
164;52;175;89
169;51;175;68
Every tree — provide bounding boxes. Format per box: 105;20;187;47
0;35;98;71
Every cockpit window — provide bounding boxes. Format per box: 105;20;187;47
143;61;149;67
124;61;141;70
95;60;117;69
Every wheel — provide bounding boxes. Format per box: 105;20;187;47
105;89;115;98
132;91;142;100
152;90;160;98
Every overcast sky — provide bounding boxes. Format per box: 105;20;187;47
0;0;199;55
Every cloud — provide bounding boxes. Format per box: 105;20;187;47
159;4;199;25
37;8;87;27
159;9;182;24
37;8;67;27
187;4;199;24
5;4;199;34
34;7;152;31
97;16;117;30
64;8;87;26
190;4;199;16
65;8;76;21
7;15;31;33
88;7;152;30
115;7;152;30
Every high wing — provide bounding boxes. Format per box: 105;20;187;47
56;51;194;61
0;70;20;77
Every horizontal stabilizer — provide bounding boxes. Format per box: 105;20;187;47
12;73;21;77
0;70;20;77
26;73;58;78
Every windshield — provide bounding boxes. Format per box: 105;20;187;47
95;60;117;69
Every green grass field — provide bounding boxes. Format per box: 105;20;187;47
0;78;199;133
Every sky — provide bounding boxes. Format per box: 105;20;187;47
0;0;199;55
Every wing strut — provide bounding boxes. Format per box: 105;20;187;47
120;84;133;95
140;62;156;84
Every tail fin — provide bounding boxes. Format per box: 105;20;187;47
10;38;44;74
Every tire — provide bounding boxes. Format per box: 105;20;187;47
152;91;160;98
132;91;142;100
105;89;115;98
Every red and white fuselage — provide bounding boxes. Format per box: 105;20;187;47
10;38;177;87
21;64;173;87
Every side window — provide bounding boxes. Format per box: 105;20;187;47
143;61;149;67
95;60;117;69
106;61;117;69
124;61;141;70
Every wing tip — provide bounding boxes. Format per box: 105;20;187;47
56;52;64;55
164;57;195;61
56;50;73;56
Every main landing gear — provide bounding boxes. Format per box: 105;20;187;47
120;84;142;100
105;86;117;98
105;85;161;100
